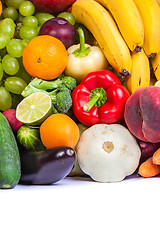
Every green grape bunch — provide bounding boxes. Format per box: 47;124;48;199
0;0;36;111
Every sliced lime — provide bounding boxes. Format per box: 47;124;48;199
16;92;52;125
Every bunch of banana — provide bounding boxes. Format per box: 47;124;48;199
95;0;160;58
71;0;160;92
95;0;144;53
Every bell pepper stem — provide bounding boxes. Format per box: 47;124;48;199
73;28;91;58
83;93;102;112
83;87;107;112
79;28;86;53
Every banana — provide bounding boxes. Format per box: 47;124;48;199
71;0;131;76
133;0;160;57
151;51;160;81
125;49;150;94
156;0;160;6
94;0;144;53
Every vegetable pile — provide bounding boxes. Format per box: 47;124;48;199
1;0;160;189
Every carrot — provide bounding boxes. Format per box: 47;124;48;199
152;148;160;165
138;157;160;178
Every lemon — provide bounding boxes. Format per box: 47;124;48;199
154;80;160;88
16;92;52;125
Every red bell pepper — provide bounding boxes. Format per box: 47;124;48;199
72;70;130;126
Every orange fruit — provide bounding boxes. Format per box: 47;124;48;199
23;35;68;80
0;1;2;15
40;113;79;149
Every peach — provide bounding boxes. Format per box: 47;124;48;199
124;86;160;143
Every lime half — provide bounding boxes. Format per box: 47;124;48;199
16;92;52;125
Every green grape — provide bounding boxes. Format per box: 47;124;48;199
0;63;3;81
2;54;19;75
3;7;18;20
5;76;27;94
11;93;23;109
0;80;4;87
6;0;24;9
57;12;76;25
15;22;22;38
14;67;32;84
0;18;16;38
22;16;38;28
6;38;24;58
14;57;32;84
0;87;12;111
21;39;30;48
0;48;7;58
15;29;20;38
0;33;11;49
19;25;37;40
36;25;41;35
19;1;35;17
35;12;54;26
15;13;24;23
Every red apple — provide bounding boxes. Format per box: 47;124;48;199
124;86;160;143
3;109;23;133
30;0;76;15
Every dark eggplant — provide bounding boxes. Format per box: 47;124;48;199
19;147;76;185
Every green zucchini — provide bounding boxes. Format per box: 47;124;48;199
0;112;21;189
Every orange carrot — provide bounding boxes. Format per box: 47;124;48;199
138;157;160;178
152;148;160;165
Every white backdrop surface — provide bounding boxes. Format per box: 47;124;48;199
0;176;160;240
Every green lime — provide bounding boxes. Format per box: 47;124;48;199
16;92;52;125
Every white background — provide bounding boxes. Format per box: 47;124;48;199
1;175;160;240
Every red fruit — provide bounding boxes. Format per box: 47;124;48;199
3;109;23;133
30;0;76;15
39;17;76;49
124;86;160;143
137;139;160;159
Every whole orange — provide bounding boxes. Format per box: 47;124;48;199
40;113;79;149
23;35;68;80
0;1;2;15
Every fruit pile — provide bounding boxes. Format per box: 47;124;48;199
1;0;160;189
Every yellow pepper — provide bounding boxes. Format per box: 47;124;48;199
65;28;108;84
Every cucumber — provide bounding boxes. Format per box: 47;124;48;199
0;112;21;189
